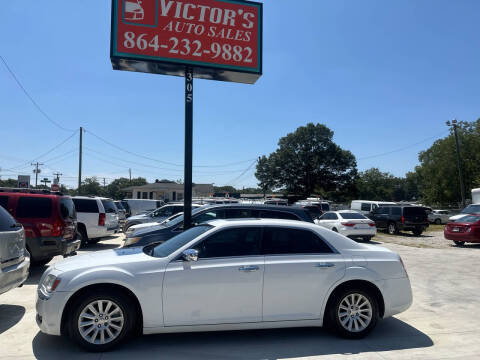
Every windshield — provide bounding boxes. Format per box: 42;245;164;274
454;215;480;223
165;207;209;228
151;225;213;257
114;202;125;210
461;205;480;214
340;212;366;220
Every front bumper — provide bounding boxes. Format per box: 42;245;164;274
27;237;80;261
36;290;72;336
0;254;30;295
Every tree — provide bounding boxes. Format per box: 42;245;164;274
79;177;104;196
0;178;19;188
255;123;357;198
105;177;147;199
416;119;480;205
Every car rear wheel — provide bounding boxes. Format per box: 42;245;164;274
332;228;338;232
362;236;372;242
387;222;397;235
69;290;135;351
434;218;442;225
454;241;465;247
77;229;89;248
328;288;379;339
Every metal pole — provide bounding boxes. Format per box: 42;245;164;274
129;168;132;184
184;67;193;230
452;123;466;208
78;127;83;193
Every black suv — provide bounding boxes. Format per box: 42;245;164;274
124;204;314;247
370;205;429;236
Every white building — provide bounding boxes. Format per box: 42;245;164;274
123;181;213;202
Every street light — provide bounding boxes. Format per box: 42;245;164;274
446;119;466;208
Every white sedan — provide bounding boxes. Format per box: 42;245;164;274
316;211;377;241
36;219;412;351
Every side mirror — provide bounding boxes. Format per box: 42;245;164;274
182;249;199;262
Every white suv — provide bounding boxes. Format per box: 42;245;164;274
72;197;119;245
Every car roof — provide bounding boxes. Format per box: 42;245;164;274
200;203;309;213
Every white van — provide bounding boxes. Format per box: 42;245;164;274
123;199;164;216
351;200;397;215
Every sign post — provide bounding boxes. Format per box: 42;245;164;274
111;0;263;229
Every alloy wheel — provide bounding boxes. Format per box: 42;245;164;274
388;223;396;235
337;293;373;333
78;299;125;345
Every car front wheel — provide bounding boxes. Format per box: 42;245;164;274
387;222;397;235
69;290;135;351
454;241;465;247
328;288;379;339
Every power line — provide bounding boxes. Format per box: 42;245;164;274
84;128;256;168
226;160;257;186
0;55;76;132
357;130;449;161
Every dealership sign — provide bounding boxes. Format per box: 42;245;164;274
111;0;263;83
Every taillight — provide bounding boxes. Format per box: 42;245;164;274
401;216;405;224
98;213;106;226
52;219;64;237
341;222;356;227
368;222;376;227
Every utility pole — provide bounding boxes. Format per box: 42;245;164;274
446;119;466;208
129;168;132;185
78;127;83;193
53;172;62;184
31;162;43;187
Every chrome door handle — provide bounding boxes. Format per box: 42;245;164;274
239;265;260;272
315;262;335;268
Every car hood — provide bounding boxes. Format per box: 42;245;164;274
53;247;148;272
128;214;150;221
131;223;168;237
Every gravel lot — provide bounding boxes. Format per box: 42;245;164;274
1;231;480;359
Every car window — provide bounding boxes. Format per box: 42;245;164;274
303;206;321;219
321;203;330;211
0;196;9;209
193;210;224;224
16;197;52;218
391;207;402;216
0;205;19;231
361;203;371;212
340;212;366;220
461;205;480;214
151;225;213;257
454;215;480;223
101;199;117;213
73;199;99;213
224;208;258;219
263;227;333;255
194;227;262;259
121;201;130;211
378;206;390;215
60;198;76;219
114;202;125;210
330;213;338;220
259;210;299;220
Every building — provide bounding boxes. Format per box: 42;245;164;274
123;181;214;202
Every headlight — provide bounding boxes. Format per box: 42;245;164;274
124;236;141;247
42;274;61;293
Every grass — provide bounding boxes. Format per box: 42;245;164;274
426;224;446;232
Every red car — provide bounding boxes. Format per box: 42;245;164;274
0;189;80;265
444;214;480;246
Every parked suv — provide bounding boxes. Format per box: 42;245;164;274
0;204;30;294
124;204;314;247
124;203;203;230
72;197;119;245
0;189;79;265
370;205;429;236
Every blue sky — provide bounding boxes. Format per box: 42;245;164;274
1;0;479;189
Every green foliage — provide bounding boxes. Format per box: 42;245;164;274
416;119;480;205
256;123;358;198
104;177;147;200
0;178;19;188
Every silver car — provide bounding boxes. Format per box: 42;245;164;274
0;205;30;295
124;204;201;230
428;210;451;224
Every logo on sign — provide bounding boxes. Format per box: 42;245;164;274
123;0;157;27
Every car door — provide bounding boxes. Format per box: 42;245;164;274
317;212;334;229
262;226;346;321
371;206;389;229
163;226;264;326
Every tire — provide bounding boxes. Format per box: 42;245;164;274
332;228;338;233
328;288;379;339
387;222;397;235
362;236;372;242
68;290;136;352
88;238;101;244
434;219;442;225
412;227;423;236
454;241;465;247
77;229;89;248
